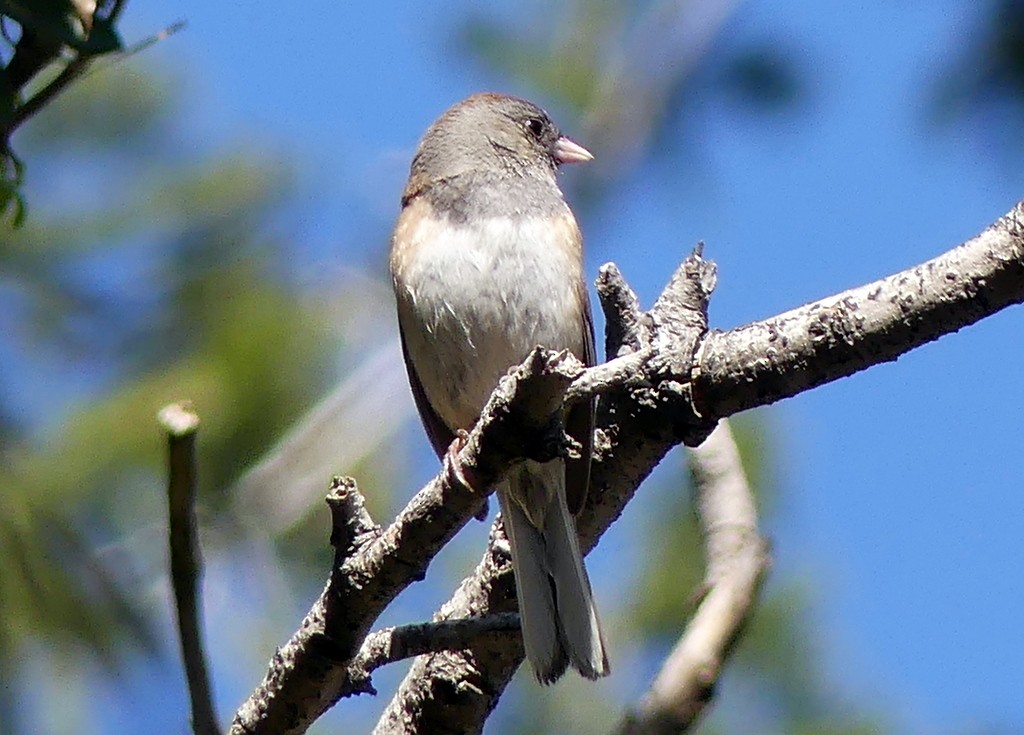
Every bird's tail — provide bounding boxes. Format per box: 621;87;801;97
498;462;609;684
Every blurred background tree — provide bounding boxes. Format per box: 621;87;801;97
0;60;340;732
2;1;1023;734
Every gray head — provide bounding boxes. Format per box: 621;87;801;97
403;93;592;204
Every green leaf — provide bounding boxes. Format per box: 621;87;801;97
1;145;26;227
0;184;27;227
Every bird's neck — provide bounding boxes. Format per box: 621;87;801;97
410;169;567;223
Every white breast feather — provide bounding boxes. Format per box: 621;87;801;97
397;215;583;431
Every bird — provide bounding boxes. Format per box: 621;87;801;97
389;93;609;683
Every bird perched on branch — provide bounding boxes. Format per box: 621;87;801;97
389;93;608;683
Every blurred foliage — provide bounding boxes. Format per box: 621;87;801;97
4;1;1024;734
460;0;804;193
932;0;1024;143
0;59;337;733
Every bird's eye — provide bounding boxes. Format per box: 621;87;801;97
524;117;545;139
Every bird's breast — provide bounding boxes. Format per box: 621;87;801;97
393;209;585;431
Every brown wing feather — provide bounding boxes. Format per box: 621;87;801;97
564;291;597;516
397;319;455;460
392;198;457;460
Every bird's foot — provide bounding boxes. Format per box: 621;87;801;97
444;430;489;521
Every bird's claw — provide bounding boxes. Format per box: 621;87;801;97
444;431;489;521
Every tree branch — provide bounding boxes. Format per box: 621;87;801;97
11;56;92;131
158;402;220;735
231;200;1024;735
229;351;584;735
695;202;1024;416
347;614;521;696
370;201;1023;734
371;247;720;735
614;420;770;735
3;9;184;141
370;521;526;735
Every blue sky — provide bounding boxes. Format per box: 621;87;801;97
94;1;1024;732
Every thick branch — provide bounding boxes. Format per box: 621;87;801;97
229;351;583;735
597;261;651;356
372;201;1023;734
371;522;525;735
235;200;1024;735
695;202;1024;416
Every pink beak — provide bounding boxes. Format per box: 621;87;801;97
553;136;594;165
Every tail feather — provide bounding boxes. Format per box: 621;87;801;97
543;484;608;679
499;462;608;683
499;489;569;683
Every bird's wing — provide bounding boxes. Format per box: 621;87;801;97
397;317;456;460
564;285;596;516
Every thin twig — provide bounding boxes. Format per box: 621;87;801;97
159;402;220;735
7;18;186;135
112;19;187;59
12;56;92;129
346;614;521;695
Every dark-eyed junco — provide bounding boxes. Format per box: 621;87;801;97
389;93;608;683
